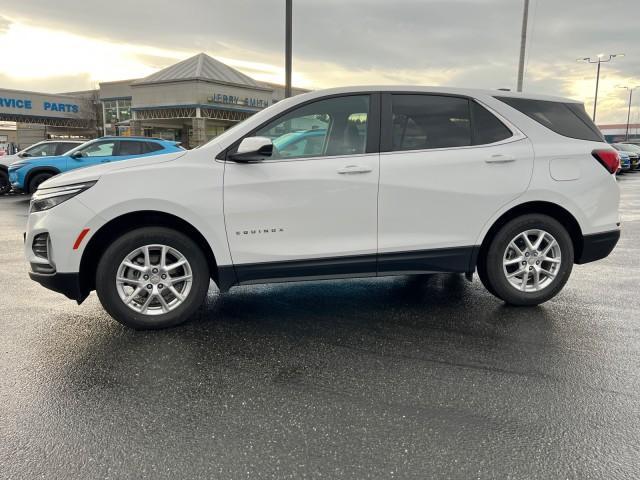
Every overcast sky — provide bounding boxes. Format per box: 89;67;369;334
1;0;639;124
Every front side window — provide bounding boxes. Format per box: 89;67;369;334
391;94;471;151
252;95;370;160
56;143;80;155
78;141;115;157
25;143;58;157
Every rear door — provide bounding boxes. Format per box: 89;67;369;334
377;93;534;273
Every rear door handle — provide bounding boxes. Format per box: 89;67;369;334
485;154;516;164
337;165;373;174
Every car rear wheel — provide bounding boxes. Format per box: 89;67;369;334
96;227;210;329
28;173;53;194
0;170;10;195
479;214;574;306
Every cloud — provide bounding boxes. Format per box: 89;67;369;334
0;0;638;124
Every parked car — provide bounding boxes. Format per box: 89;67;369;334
0;140;83;194
8;137;183;193
617;143;640;170
24;87;620;329
612;144;639;170
617;151;631;173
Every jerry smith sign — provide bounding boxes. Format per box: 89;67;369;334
0;89;94;119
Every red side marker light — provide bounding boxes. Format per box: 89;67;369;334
73;228;90;250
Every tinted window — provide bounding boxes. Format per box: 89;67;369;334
56;143;81;155
144;142;164;153
79;141;115;157
253;95;369;159
496;96;603;142
391;95;471;151
117;141;145;156
471;101;513;144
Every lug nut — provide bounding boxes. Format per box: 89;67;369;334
161;274;166;279
522;261;526;265
525;252;530;257
146;284;153;289
536;261;540;265
529;266;533;271
143;275;149;280
152;268;158;274
158;284;164;289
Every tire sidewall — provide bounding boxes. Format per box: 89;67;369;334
485;214;574;306
28;173;52;194
96;227;209;329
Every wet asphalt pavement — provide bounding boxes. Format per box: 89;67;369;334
1;176;639;480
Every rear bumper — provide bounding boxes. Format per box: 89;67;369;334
576;229;620;264
29;271;88;303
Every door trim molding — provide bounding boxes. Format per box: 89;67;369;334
216;245;478;291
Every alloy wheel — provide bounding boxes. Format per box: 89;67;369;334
502;229;562;292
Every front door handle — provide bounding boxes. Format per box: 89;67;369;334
485;154;516;164
337;165;373;174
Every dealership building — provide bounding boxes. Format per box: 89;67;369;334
0;53;307;150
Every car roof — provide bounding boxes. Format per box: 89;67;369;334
99;136;168;142
288;85;581;104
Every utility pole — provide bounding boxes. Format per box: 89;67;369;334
618;85;640;141
516;0;530;92
285;0;292;98
578;54;624;122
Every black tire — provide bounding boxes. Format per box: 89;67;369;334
0;170;10;195
28;173;52;194
96;227;210;329
479;214;574;306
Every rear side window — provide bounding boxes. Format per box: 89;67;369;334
117;141;145;156
144;142;164;153
391;95;471;150
495;96;603;142
471;101;513;144
56;143;80;155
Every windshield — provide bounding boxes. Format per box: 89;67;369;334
617;143;640;153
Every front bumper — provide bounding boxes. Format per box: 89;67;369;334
28;271;88;303
576;229;621;264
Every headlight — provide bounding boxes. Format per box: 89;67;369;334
8;162;30;171
30;181;97;213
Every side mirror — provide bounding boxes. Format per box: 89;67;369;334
71;151;83;159
228;137;273;163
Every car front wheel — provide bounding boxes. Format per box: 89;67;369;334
0;170;10;195
480;214;574;306
96;227;210;329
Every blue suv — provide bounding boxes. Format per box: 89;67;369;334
9;136;183;193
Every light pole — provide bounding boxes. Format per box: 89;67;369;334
516;0;530;92
578;53;625;122
285;0;292;98
617;85;640;141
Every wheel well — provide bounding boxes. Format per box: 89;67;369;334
24;168;60;193
79;211;219;296
477;201;584;269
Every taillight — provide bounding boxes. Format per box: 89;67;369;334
592;149;620;174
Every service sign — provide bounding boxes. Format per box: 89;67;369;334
0;88;95;120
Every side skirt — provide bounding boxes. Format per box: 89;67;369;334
216;246;478;291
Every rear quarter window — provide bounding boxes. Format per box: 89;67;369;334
495;96;603;142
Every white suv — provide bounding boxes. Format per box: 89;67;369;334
24;87;621;329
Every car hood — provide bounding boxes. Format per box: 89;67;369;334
40;150;189;189
0;154;20;168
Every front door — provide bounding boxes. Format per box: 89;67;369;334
223;94;380;283
67;140;117;170
377;93;534;273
